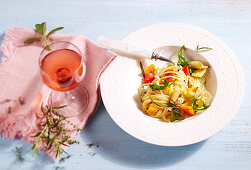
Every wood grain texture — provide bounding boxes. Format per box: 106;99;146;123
0;0;251;170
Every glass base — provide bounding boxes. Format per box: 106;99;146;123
50;86;89;117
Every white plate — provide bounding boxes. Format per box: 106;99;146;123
100;23;244;146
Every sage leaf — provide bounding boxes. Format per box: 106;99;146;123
41;22;47;34
48;27;64;37
24;37;41;44
35;23;43;34
170;107;185;122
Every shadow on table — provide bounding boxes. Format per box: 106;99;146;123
0;137;54;170
81;100;206;169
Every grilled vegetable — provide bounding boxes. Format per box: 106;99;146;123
189;61;208;70
191;68;207;78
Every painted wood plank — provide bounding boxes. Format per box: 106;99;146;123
0;0;250;169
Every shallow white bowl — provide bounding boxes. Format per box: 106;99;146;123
100;23;244;146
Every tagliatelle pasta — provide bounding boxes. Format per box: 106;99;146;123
138;46;212;122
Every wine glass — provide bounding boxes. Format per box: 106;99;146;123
39;41;88;117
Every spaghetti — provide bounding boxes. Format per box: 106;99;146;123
138;46;212;122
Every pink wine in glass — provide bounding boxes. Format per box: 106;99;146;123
40;49;85;91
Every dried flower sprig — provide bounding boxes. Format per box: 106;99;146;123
32;96;81;158
0;99;11;104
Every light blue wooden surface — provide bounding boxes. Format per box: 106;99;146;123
0;0;251;170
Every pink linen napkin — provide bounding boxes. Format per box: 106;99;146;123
0;27;116;159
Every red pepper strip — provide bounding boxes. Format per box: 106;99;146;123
144;74;155;83
182;65;190;76
164;69;175;82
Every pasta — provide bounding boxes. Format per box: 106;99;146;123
138;46;212;122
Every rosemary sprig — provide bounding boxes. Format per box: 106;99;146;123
15;147;24;162
54;166;65;170
18;97;25;105
196;45;213;51
32;97;82;158
59;154;71;163
86;141;95;148
0;99;11;104
7;106;12;114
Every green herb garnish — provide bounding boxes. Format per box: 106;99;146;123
149;80;169;91
188;65;194;74
196;45;213;51
15;147;24;162
149;95;162;107
177;45;194;73
32;95;81;158
170;107;185;122
177;45;189;67
54;166;65;170
24;22;64;50
59;155;71;163
192;98;210;111
24;37;41;44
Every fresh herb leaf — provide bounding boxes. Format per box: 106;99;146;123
48;27;64;37
15;147;24;162
192;98;210;111
54;166;65;170
149;95;162;107
59;155;71;163
41;22;47;34
188;65;194;74
170;107;185;122
32;95;80;158
196;45;213;51
35;23;43;34
51;105;67;109
24;37;41;44
177;45;189;67
149;80;169;91
25;22;64;50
